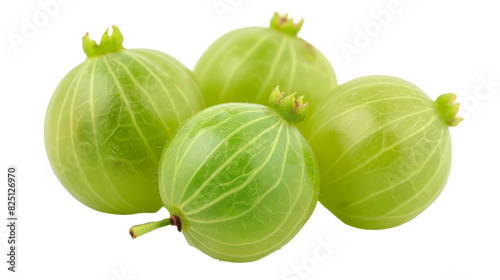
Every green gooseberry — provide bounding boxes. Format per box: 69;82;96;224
44;26;205;214
305;75;462;229
193;12;337;116
130;88;319;262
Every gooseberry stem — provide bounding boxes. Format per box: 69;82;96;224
129;215;182;239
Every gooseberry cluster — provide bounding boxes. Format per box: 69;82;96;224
45;12;461;262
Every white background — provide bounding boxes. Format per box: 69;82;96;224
1;0;499;279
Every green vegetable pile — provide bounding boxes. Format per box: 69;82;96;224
45;13;461;262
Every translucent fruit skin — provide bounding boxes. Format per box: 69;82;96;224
159;103;319;262
193;26;337;115
44;49;205;214
306;76;453;229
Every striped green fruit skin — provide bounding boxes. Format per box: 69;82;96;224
193;15;337;118
159;103;319;262
305;76;453;229
44;49;205;214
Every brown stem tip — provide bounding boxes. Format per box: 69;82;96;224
170;215;182;232
129;228;137;239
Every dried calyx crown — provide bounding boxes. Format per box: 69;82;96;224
435;93;463;127
269;12;304;36
269;86;308;124
82;25;124;58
